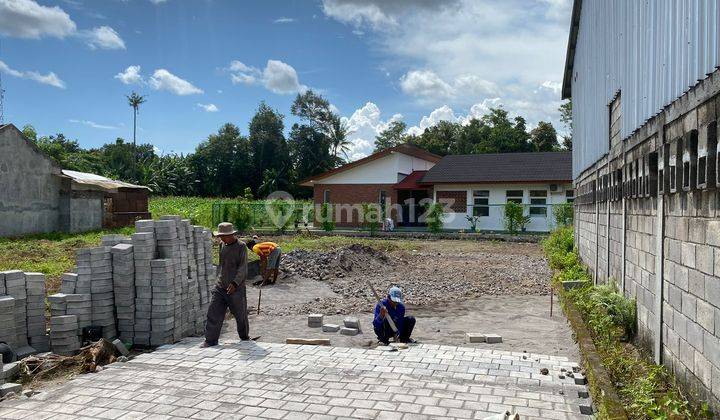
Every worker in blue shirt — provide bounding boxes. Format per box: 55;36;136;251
372;286;416;345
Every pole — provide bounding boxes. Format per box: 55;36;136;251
365;280;398;334
257;283;262;315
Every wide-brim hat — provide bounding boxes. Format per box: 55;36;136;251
214;222;237;236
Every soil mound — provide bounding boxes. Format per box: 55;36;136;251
281;244;390;281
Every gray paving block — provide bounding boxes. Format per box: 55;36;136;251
0;383;21;397
322;324;340;333
15;346;37;359
2;362;19;380
466;333;486;343
484;334;503;344
112;339;130;356
343;317;360;330
340;327;359;336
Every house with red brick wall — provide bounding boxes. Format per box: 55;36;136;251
299;144;441;227
300;146;573;231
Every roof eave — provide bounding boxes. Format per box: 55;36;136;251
561;0;583;100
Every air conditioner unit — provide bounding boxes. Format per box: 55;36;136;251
549;184;562;192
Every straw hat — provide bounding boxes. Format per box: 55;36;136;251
214;222;237;236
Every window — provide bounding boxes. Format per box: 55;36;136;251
323;190;330;203
529;190;547;217
472;190;489;217
378;190;387;207
565;189;574;203
506;190;523;204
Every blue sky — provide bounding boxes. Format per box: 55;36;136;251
0;0;571;159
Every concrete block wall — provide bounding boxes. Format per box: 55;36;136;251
573;71;720;412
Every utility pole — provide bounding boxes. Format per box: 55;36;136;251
0;39;5;124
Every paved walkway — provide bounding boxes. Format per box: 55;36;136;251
0;338;592;420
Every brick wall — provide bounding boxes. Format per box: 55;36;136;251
574;69;720;412
313;184;397;227
436;190;467;213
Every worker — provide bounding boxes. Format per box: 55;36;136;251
372;286;416;345
202;222;249;347
246;239;282;285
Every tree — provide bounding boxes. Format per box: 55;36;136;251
410;120;460;156
288;124;333;198
374;121;407;152
475;108;531;154
127;91;147;179
190;123;251;197
21;124;37;142
291;90;334;133
328;114;352;164
248;102;291;195
530;121;559;152
559;100;572;151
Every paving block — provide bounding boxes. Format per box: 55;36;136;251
340;327;359;336
0;383;21;397
322;324;340;333
112;339;130;356
466;333;486;343
484;334;502;344
308;314;323;327
343;317;360;330
15;346;37;359
2;362;19;380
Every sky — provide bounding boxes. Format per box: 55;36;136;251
0;0;572;159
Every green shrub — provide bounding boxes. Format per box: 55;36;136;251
465;215;480;231
319;203;335;232
361;203;381;235
503;201;530;233
224;203;252;232
553;202;574;226
268;199;295;233
425;203;445;233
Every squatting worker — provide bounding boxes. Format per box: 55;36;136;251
202;222;249;347
246;239;282;285
372;286;416;345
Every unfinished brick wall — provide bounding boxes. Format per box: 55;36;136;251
574;70;720;412
312;184;398;227
436;190;467;213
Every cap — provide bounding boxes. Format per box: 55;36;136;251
388;286;403;304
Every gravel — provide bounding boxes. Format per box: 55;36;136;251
260;242;552;316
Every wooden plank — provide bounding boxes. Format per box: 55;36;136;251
285;338;331;346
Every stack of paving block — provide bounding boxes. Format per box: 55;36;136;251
4;271;28;348
150;259;175;346
101;234;131;247
50;315;80;356
60;273;78;294
89;247;116;339
203;229;216;298
155;218;184;342
24;273;49;352
65;294;92;337
75;249;92;296
0;295;16;348
111;243;135;343
132;227;156;346
48;293;67;317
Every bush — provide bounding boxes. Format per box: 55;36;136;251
425;203;445;233
319;203;335;232
465;215;480;231
224;203;252;232
503;201;530;233
361;203;381;235
553;202;574;226
268;199;295;233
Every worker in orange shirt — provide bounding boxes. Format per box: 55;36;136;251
246;239;282;286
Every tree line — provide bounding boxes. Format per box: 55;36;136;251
22;90;572;199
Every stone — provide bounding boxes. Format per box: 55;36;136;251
0;383;21;397
484;334;502;344
322;324;340;333
112;339;130;356
466;333;486;343
540;368;549;375
340;327;359;336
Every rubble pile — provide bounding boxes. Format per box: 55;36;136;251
281;244;390;281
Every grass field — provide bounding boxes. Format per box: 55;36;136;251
149;196;216;227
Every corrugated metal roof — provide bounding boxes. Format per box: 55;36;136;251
421;152;572;184
62;170;151;192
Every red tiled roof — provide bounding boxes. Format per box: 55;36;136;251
394;170;430;190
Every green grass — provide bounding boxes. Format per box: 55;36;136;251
149;196;216;227
0;227;134;294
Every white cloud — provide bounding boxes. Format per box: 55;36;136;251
197;103;219;112
0;0;76;39
407;105;459;136
227;59;306;95
69;119;118;129
82;25;125;50
342;102;403;160
323;0;571;126
149;0;168;4
400;70;454;100
149;69;203;95
273;17;295;24
115;65;143;85
0;60;65;89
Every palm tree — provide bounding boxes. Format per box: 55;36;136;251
127;91;146;178
328;115;352;164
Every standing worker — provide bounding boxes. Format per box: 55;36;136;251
372;286;416;345
202;222;250;347
246;239;282;286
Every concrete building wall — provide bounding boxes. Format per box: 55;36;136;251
573;69;720;412
69;196;103;233
0;125;65;237
318;153;435;184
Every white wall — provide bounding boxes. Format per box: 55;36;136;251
433;183;573;232
319;152;435;184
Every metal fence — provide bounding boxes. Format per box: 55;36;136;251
211;200;314;231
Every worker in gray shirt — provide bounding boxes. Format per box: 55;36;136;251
202;222;250;347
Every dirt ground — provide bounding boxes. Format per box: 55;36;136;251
219;239;579;360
